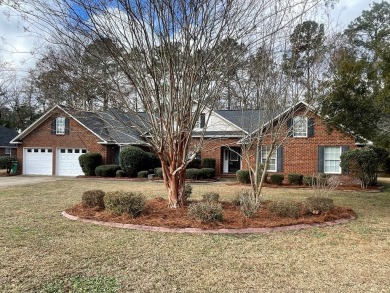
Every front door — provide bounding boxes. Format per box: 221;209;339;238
222;147;241;173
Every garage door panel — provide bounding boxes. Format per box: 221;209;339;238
57;148;86;176
24;148;53;175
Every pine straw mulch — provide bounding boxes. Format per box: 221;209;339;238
66;198;356;230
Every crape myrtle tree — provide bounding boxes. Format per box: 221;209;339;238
7;0;326;208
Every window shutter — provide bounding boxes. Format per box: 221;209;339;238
276;146;283;172
200;113;206;128
341;146;350;174
318;146;325;172
308;118;315;137
287;118;293;137
51;119;56;135
65;118;70;134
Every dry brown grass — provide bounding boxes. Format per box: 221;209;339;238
0;178;390;292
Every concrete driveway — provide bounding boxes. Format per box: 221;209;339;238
0;175;69;188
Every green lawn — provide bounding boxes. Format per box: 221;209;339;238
1;178;390;292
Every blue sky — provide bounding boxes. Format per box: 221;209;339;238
0;0;379;77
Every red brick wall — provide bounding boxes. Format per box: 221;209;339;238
16;109;112;175
0;148;17;157
241;113;356;177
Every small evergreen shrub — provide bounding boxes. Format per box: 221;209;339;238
202;158;216;169
188;202;223;223
119;146;148;177
79;153;102;176
238;190;261;218
236;170;250;184
116;170;126;177
202;192;219;202
270;174;284;185
187;159;201;169
268;200;302;219
82;190;105;209
146;152;161;170
154;167;163;178
199;168;215;179
186;168;200;179
288;173;303;185
184;184;192;200
104;191;146;217
137;170;149;178
0;156;16;173
95;164;121;177
305;197;334;215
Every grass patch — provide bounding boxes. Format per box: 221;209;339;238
0;178;390;292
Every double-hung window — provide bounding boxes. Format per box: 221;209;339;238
324;146;342;174
56;117;66;135
293;116;308;137
5;148;11;156
261;146;277;172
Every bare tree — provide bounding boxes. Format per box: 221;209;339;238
6;0;326;208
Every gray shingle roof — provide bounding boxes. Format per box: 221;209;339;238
0;125;18;147
215;109;263;133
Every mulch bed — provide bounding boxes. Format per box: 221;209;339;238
66;198;356;230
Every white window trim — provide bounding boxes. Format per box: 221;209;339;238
4;148;11;156
260;146;277;172
324;146;342;174
293;116;308;138
56;117;66;135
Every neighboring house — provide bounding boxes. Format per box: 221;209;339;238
10;102;359;178
0;125;18;157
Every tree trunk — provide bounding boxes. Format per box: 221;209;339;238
161;160;186;208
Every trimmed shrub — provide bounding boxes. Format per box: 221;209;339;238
137;170;149;178
184;184;192;200
0;156;17;173
104;191;146;217
116;170;126;177
340;147;379;188
268;200;302;219
288;173;303;185
202;158;216;169
79;153;102;176
187;158;201;169
154;167;163;178
186;168;200;179
95;164;121;177
146;152;161;170
188;202;223;223
202;192;219;202
236;170;250;184
119;146;148;177
82;190;105;209
305;197;334;215
199;168;215;179
270;174;284;185
238;190;261;218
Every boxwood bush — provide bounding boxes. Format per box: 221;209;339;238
270;174;284;185
188;202;223;223
82;189;105;209
187;159;201;169
79;153;102;176
305;197;334;215
186;168;200;179
199;168;215;179
95;164;121;177
119;146;147;177
236;170;250;184
287;173;303;185
154;167;163;178
202;158;216;169
268;200;302;218
137;170;149;178
104;191;146;217
116;170;126;177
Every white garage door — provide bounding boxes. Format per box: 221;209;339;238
57;148;87;176
24;148;53;175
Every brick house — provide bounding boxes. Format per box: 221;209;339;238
0;125;17;157
10;102;359;177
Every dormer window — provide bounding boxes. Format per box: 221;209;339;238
293;116;308;137
56;117;66;135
